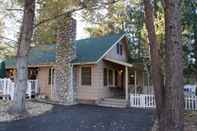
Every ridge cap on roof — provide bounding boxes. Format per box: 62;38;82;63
74;32;125;43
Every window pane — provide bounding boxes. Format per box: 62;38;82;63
120;44;123;55
48;68;52;84
116;43;119;54
108;69;113;85
115;70;118;86
103;68;108;86
81;67;91;85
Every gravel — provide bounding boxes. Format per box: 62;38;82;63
0;100;53;122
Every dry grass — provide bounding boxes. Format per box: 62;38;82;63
184;112;197;131
0;100;54;122
152;112;197;131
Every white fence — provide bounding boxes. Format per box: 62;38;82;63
130;93;197;111
0;79;39;100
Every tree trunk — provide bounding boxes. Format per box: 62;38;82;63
162;0;184;130
9;0;35;114
143;0;184;131
143;0;164;128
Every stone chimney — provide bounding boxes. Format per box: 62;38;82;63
53;14;77;105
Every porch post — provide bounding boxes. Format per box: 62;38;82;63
125;66;129;101
134;70;137;94
50;67;54;98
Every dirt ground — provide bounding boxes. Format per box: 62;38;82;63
152;112;197;131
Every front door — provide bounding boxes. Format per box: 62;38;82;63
115;69;124;88
115;69;125;98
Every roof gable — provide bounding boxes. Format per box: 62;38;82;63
73;33;125;64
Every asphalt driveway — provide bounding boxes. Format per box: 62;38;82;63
0;104;154;131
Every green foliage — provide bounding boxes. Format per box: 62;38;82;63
33;0;103;45
0;61;5;78
33;0;82;45
182;0;197;78
82;0;149;63
83;0;127;37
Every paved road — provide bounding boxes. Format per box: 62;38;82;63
0;104;154;131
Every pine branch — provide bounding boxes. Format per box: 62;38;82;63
0;35;17;43
34;0;121;28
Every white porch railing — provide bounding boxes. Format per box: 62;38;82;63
0;79;39;100
130;93;197;111
130;94;156;108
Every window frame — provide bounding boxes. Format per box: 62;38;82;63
81;66;92;86
48;68;54;85
116;42;123;56
108;69;113;86
119;44;123;55
116;43;120;54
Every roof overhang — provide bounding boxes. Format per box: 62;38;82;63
72;62;97;65
6;64;54;69
104;58;133;67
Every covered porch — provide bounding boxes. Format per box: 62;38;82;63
102;58;145;103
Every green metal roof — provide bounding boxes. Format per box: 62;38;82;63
5;33;125;68
5;45;56;68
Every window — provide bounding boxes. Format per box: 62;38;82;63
103;68;108;86
108;69;113;85
119;44;123;55
116;43;120;54
48;68;55;85
115;70;118;86
116;43;123;55
81;67;92;86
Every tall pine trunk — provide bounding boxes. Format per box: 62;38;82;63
9;0;35;114
163;0;184;130
143;0;164;129
143;0;184;131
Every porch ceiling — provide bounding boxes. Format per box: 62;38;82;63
104;58;133;67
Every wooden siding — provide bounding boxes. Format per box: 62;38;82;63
37;67;52;98
75;61;114;101
104;39;127;62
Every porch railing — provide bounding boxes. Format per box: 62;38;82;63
0;79;39;100
130;93;197;111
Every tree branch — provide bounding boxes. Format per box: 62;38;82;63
34;6;84;28
34;0;121;28
0;35;17;43
6;9;23;11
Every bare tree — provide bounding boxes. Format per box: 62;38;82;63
9;0;36;114
143;0;184;131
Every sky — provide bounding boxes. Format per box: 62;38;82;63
3;14;89;42
74;12;90;40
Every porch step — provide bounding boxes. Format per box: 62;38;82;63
97;98;127;108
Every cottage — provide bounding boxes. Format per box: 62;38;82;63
5;33;150;107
